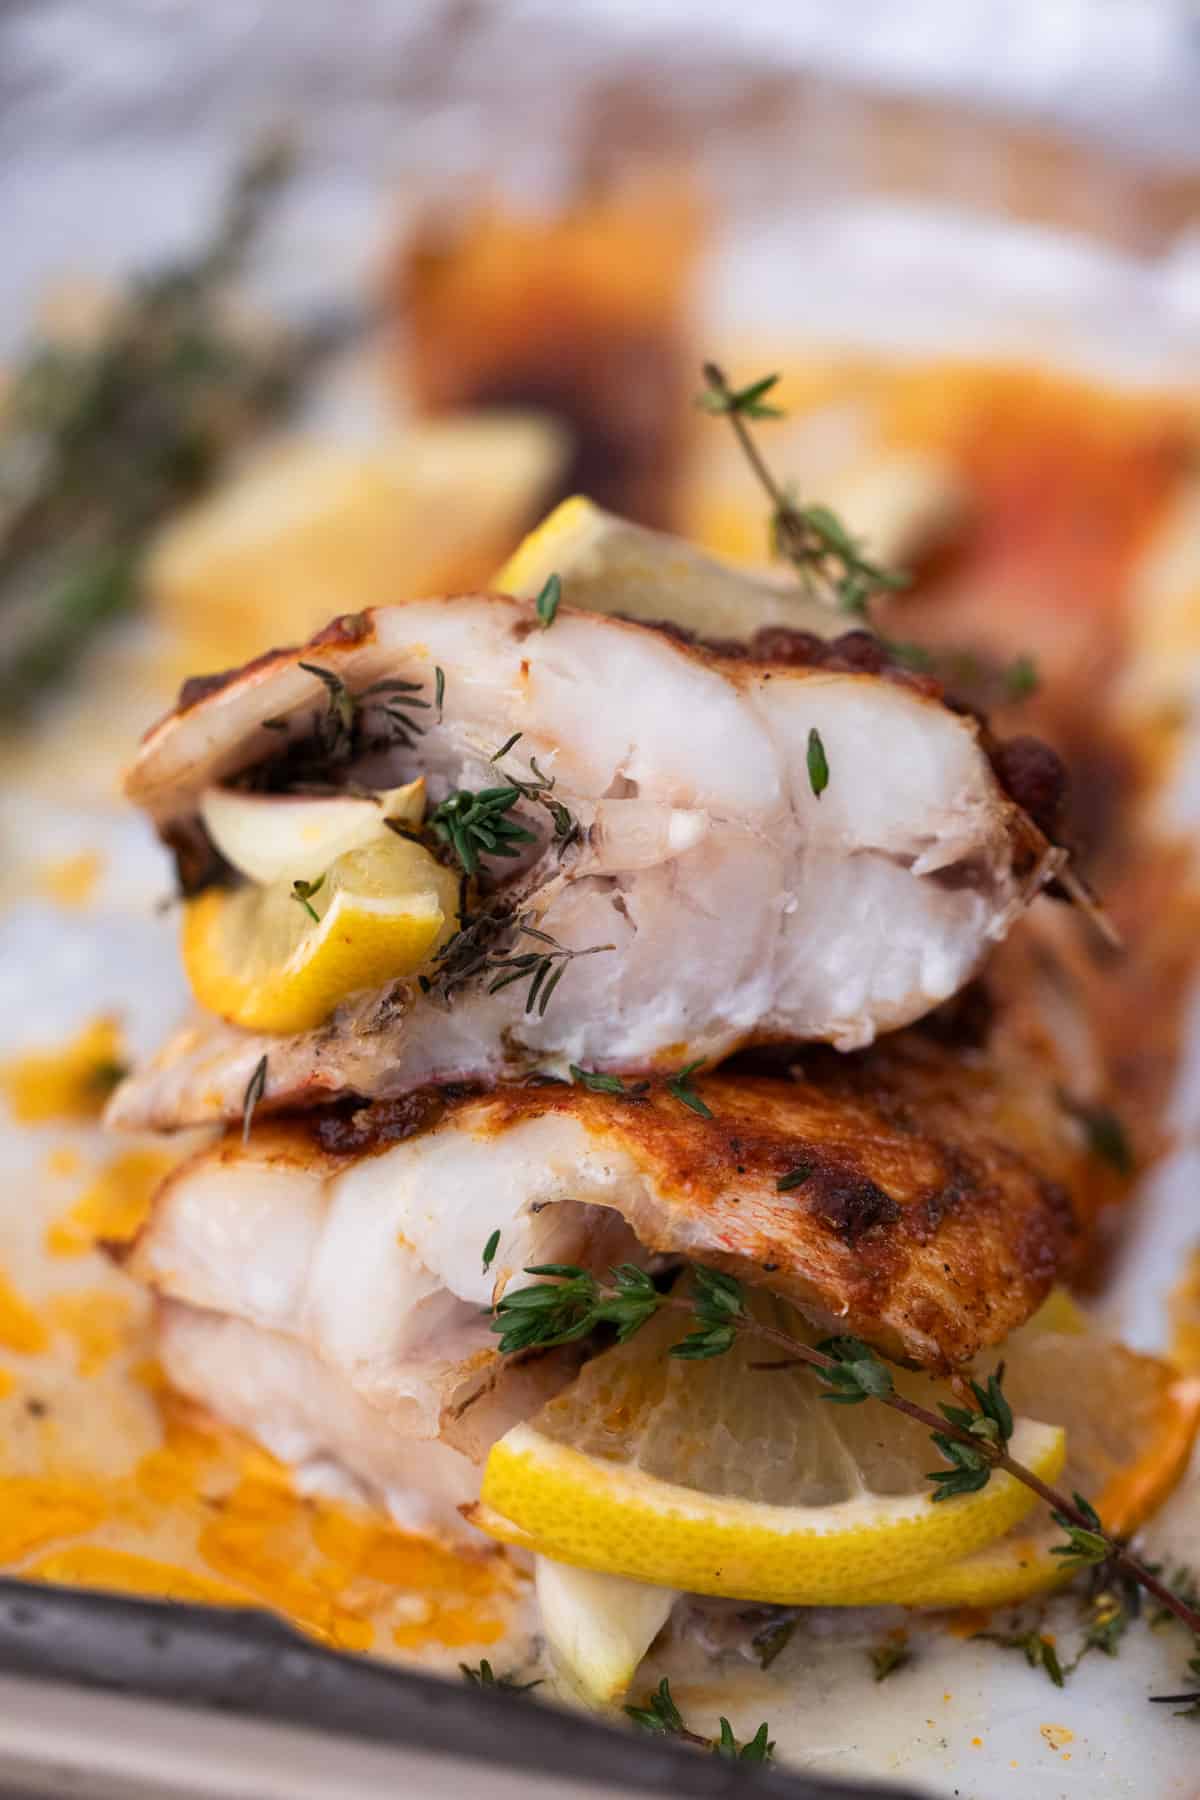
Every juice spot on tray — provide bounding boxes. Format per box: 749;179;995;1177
0;1273;48;1355
48;1289;137;1376
1;1017;128;1124
38;851;103;910
48;1149;174;1257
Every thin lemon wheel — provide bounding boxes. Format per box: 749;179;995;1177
181;833;459;1034
475;1298;1064;1605
852;1305;1200;1610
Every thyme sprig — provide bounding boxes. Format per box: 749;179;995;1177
625;1677;773;1762
431;732;580;875
489;1261;1200;1640
459;1659;541;1693
0;136;315;714
430;786;536;876
698;362;909;617
697;358;1116;949
489;734;579;848
290;874;325;923
975;1628;1065;1688
484;922;615;1017
250;663;433;794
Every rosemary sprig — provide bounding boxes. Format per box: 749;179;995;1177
625;1677;773;1762
490;1262;1200;1640
698;362;909;617
434;666;446;720
241;1054;267;1145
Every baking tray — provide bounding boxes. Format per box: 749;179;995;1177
0;1579;923;1800
2;5;1199;1798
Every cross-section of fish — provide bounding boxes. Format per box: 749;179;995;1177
110;595;1060;1132
125;1042;1086;1440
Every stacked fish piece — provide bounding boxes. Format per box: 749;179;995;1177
109;523;1098;1677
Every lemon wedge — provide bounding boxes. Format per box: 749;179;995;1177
181;833;459;1034
474;1296;1064;1605
852;1301;1200;1610
496;495;843;643
535;1559;676;1705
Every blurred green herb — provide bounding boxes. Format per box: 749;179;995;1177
459;1659;541;1693
869;1640;911;1682
697;362;909;617
625;1677;773;1761
0;136;335;716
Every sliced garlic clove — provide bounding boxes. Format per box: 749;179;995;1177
583;799;710;874
201;776;427;887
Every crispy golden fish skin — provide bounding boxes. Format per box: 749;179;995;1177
125;1045;1083;1380
110;592;1060;1135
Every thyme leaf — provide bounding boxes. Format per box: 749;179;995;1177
430;786;536;876
290;874;325;923
666;1059;711;1118
626;1677;773;1760
869;1640;911;1682
459;1659;541;1693
241;1054;267;1145
535;572;562;629
569;1065;650;1097
776;1165;812;1192
975;1629;1064;1688
806;727;829;798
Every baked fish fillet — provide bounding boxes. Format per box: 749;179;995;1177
125;1050;1085;1427
111;595;1059;1131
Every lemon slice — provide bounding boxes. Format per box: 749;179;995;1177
181;833;459;1034
150;417;568;667
474;1296;1064;1605
853;1303;1200;1610
496;495;844;643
